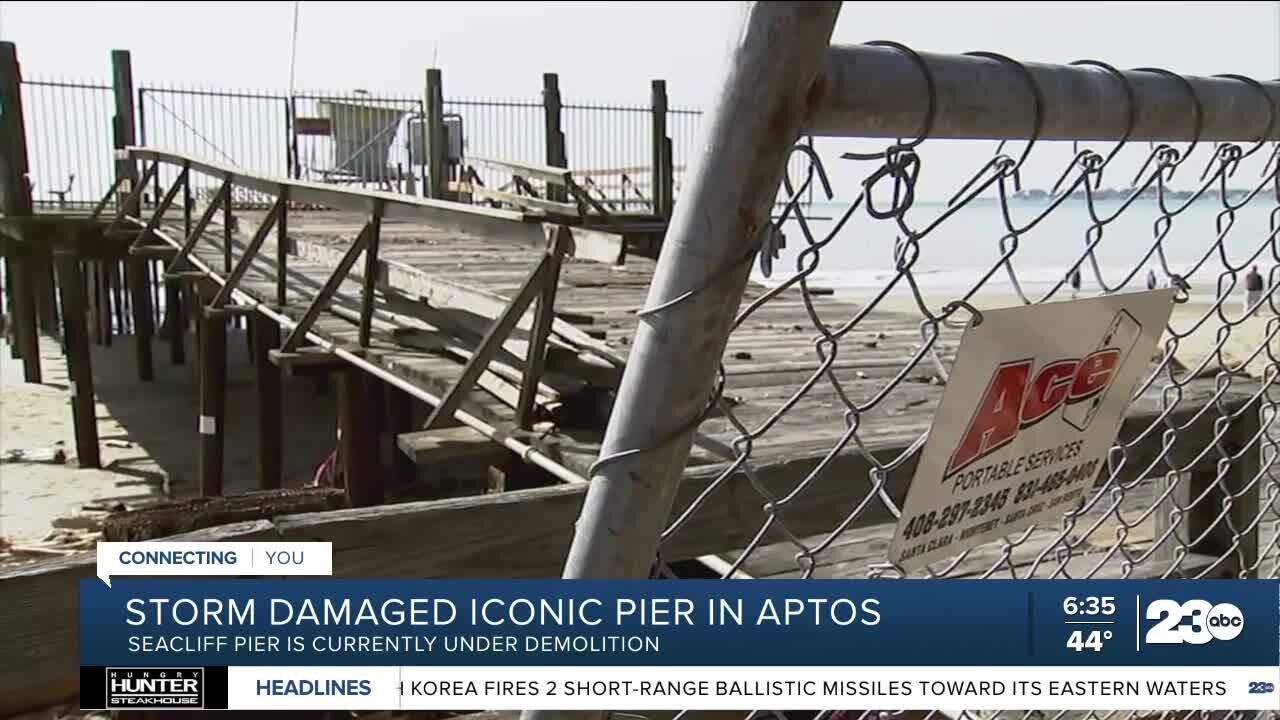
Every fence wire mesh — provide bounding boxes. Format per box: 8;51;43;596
613;52;1280;720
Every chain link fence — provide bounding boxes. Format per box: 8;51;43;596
547;10;1280;718
656;115;1280;583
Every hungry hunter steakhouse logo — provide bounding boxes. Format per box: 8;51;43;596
944;348;1122;479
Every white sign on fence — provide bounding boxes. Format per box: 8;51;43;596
888;290;1175;571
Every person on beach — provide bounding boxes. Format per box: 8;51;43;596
1068;267;1082;299
1245;265;1263;313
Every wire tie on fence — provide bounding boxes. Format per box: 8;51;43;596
1132;66;1204;177
843;41;937;162
941;299;983;328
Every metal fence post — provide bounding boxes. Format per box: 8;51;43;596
521;5;840;715
520;4;840;715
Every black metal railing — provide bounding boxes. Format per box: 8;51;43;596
21;73;812;214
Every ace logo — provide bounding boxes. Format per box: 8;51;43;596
944;310;1143;478
944;350;1120;477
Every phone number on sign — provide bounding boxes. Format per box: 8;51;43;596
900;457;1102;542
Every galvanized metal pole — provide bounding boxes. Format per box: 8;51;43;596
810;44;1280;142
519;4;841;719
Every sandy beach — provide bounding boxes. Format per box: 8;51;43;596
0;330;338;566
862;286;1273;378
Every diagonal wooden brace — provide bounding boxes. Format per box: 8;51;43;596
210;195;283;307
166;178;231;275
517;225;570;428
422;252;552;431
279;218;374;353
130;163;189;251
165;178;230;277
357;200;385;347
104;160;158;234
87;174;127;223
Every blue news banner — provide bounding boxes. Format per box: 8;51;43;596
80;579;1280;712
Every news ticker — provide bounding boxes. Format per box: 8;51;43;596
79;572;1280;712
80;666;1280;712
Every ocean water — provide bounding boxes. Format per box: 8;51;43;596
760;198;1280;307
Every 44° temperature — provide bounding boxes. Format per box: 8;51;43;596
1067;629;1112;652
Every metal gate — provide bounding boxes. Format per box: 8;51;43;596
21;78;116;208
137;85;290;205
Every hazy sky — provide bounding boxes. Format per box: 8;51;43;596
3;2;1278;105
4;1;1280;203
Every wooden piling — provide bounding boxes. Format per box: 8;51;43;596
542;73;567;203
5;257;17;359
54;251;100;469
85;262;100;345
424;68;447;200
252;312;282;490
111;260;125;338
126;255;155;380
166;278;185;364
0;42;40;382
10;249;41;383
34;248;57;335
386;383;417;489
338;368;383;507
197;281;227;497
111;50;139;216
651;79;671;217
98;260;113;347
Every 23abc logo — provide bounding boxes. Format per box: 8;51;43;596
1144;600;1244;645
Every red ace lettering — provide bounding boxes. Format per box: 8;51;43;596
945;359;1032;477
1020;359;1077;425
945;349;1122;478
1068;348;1120;402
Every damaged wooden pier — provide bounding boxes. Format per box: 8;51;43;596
0;143;1263;715
0;37;1273;719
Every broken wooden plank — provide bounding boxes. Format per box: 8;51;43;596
562;225;625;265
472;185;581;216
397;426;505;465
268;347;347;375
101;487;349;541
470;154;572;186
